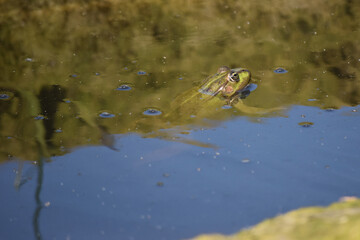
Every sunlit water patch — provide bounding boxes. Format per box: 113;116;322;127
274;67;288;73
143;108;162;116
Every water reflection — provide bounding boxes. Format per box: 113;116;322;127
0;0;359;163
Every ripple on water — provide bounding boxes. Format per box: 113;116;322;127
274;67;288;74
116;85;132;91
143;108;162;116
99;112;115;118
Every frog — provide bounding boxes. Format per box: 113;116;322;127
166;66;264;121
141;66;283;147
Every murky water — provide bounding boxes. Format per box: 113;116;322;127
0;0;360;239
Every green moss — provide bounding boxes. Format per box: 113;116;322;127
193;199;360;240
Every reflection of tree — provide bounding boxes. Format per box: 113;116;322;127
33;156;44;240
0;0;359;162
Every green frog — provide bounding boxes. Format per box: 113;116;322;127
167;66;266;121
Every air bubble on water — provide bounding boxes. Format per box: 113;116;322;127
137;71;147;75
99;112;115;118
34;115;45;120
143;108;162;116
274;67;288;74
116;85;132;91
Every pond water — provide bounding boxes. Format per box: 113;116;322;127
0;1;360;239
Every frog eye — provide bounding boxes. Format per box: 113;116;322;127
229;72;239;82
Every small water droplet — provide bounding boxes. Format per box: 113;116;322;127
298;122;314;128
116;85;132;91
99;112;115;118
143;108;162;116
274;67;288;74
137;71;147;75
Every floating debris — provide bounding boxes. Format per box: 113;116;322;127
156;182;164;187
143;108;162;116
298;121;314;128
99;112;115;118
274;67;288;74
116;85;132;91
241;159;251;163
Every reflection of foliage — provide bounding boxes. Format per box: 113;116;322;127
193;198;360;240
0;0;359;162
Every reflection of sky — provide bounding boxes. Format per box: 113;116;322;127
1;106;360;240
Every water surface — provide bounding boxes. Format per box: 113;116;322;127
0;0;359;239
